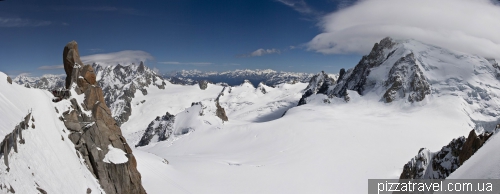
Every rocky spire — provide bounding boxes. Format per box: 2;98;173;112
61;41;146;194
63;41;84;89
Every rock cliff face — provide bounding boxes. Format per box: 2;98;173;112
61;41;146;194
400;129;494;180
382;53;430;103
458;130;493;165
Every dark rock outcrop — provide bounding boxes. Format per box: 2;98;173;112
215;87;229;121
6;76;12;84
298;89;313;106
63;41;84;89
0;112;33;169
458;130;493;165
136;112;175;147
400;137;465;179
198;80;209;90
257;83;267;94
400;129;493;180
332;37;397;98
298;71;335;106
337;68;346;84
61;41;146;194
215;101;228;121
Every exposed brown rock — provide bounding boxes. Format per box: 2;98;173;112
215;101;228;121
61;41;146;194
81;65;97;85
458;130;492;165
6;76;12;84
63;41;84;89
84;86;106;110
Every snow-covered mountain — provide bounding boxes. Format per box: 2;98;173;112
92;62;166;126
301;37;500;181
167;69;328;87
13;74;65;90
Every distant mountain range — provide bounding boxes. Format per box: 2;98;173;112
13;74;65;90
166;69;337;87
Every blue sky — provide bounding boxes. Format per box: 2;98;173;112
5;0;498;77
0;0;362;77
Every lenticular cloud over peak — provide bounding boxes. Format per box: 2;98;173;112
81;50;154;66
308;0;500;59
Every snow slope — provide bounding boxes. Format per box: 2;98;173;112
133;91;472;194
218;81;307;123
126;38;500;194
121;82;225;143
0;72;103;193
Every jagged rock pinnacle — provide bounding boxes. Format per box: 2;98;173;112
63;41;84;89
62;41;146;194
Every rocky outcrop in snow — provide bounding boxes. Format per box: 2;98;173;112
61;41;146;194
400;137;465;179
6;76;12;84
400;129;494;179
458;130;493;165
136;112;175;147
198;80;209;90
0;112;33;170
136;100;227;146
298;71;336;106
215;101;229;122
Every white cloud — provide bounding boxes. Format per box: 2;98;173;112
38;65;64;70
240;48;281;57
276;0;317;15
159;62;213;66
0;17;52;27
81;50;154;66
308;0;500;59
